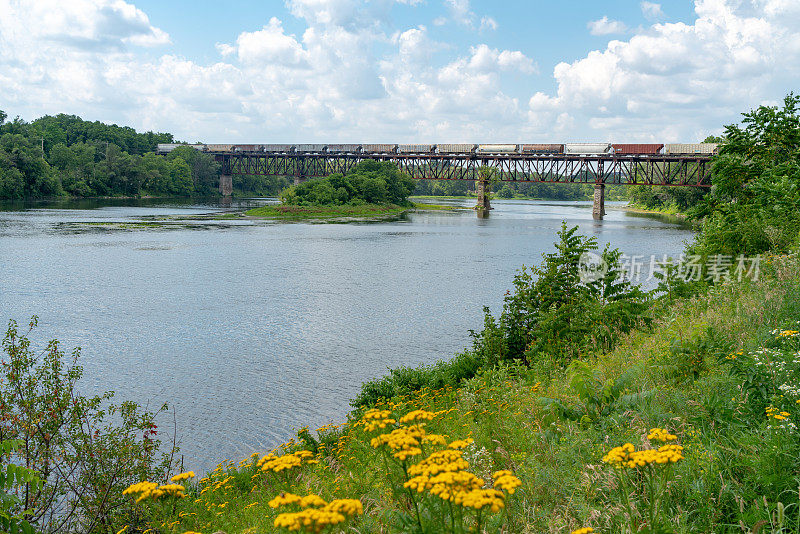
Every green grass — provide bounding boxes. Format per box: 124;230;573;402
121;255;800;534
244;203;409;220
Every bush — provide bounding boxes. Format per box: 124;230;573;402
280;161;415;206
0;317;178;534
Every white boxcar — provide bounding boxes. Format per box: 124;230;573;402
476;144;518;154
205;144;234;152
663;143;719;155
564;143;612;154
362;144;397;153
437;144;476;153
326;144;361;153
397;144;434;153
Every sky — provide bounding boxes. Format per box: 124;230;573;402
0;0;798;143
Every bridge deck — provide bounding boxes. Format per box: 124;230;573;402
211;152;712;187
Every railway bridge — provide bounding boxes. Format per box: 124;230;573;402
209;150;712;219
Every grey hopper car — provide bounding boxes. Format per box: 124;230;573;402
326;144;362;153
663;143;719;155
205;144;235;152
362;144;398;154
397;144;435;153
261;144;295;153
294;144;327;152
437;144;477;154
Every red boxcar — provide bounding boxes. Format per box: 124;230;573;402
612;144;664;155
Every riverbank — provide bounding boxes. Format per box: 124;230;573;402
125;251;800;533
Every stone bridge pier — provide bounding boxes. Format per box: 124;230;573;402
592;183;605;219
219;174;233;197
476;176;492;218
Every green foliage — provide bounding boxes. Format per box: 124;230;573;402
690;92;800;257
0;440;40;534
0;113;220;199
353;223;651;410
1;317;178;533
280;161;415;207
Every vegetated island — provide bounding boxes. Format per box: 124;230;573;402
242;160;466;220
4;94;800;534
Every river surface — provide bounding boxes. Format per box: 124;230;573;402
0;197;692;472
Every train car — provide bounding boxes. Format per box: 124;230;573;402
156;143;207;154
437;144;477;154
663;143;719;155
232;144;260;152
205;144;235;152
294;144;327;152
521;144;564;154
612;143;664;155
397;144;435;154
362;144;398;154
261;144;295;153
476;144;518;154
326;144;362;153
564;143;612;154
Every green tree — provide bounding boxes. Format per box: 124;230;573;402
691;92;800;256
0;317;178;534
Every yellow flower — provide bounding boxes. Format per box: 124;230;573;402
571;528;594;534
647;428;677;443
269;493;302;508
171;471;196;483
493;471;522;494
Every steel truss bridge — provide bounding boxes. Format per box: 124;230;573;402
213;152;712;188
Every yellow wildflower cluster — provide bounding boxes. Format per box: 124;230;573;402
492;470;522;494
270;492;363;533
123;481;186;502
571;528;594;534
402;441;520;513
766;406;791;421
777;330;799;338
647;428;677;443
399;409;437;424
359;409;396;432
602;442;684;468
258;450;319;473
447;438;474;449
370;424;427;461
170;471;196;483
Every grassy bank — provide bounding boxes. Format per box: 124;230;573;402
120;252;800;533
244;203;409;220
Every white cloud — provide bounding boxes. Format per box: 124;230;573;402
532;0;800;140
587;16;628;36
641;2;665;20
0;0;798;143
479;16;498;31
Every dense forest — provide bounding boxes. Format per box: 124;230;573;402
0;111;287;199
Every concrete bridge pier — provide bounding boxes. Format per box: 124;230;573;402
476;177;492;218
592;183;605;219
293;176;308;186
219;174;233;197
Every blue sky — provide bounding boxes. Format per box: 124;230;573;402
0;0;797;143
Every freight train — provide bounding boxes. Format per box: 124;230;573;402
157;142;719;156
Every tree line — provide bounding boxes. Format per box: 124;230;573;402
0;112;289;199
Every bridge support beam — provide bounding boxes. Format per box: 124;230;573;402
592;183;605;219
219;174;233;197
476;177;492;218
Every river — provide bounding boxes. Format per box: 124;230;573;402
0;197;692;472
